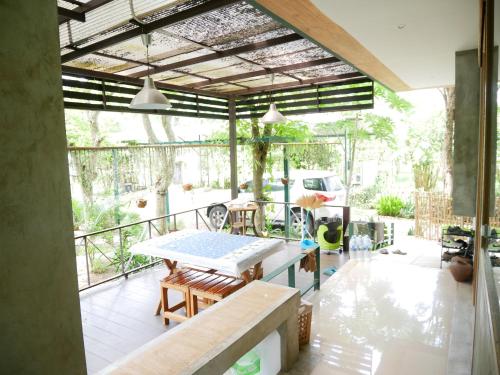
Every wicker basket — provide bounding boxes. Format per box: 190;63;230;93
298;301;313;346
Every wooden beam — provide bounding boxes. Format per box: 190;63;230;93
228;72;364;96
58;0;114;24
61;65;230;99
187;56;339;88
61;0;240;63
57;6;85;22
129;33;303;78
252;0;410;91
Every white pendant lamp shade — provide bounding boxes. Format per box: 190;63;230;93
261;103;287;124
130;77;172;110
129;33;171;110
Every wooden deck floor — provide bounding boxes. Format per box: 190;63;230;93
80;242;347;374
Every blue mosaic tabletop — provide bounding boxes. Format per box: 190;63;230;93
158;232;260;259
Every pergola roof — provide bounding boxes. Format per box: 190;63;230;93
58;0;366;98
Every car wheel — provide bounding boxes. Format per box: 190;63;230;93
208;205;227;229
290;209;314;236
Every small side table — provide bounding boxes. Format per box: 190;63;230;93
228;204;261;236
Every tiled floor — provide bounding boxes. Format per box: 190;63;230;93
287;237;474;375
80;242;347;374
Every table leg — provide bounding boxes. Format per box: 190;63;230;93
155;259;178;316
241;261;263;284
242;211;247;235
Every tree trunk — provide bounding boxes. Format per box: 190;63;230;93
72;111;102;227
251;118;272;230
142;115;175;234
440;87;455;194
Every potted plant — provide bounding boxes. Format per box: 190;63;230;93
182;183;193;192
137;198;147;208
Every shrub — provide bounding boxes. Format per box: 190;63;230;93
400;200;415;219
376;195;404;216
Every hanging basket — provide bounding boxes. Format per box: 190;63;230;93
239;182;249;190
137;198;147;208
281;177;289;185
182;183;193;192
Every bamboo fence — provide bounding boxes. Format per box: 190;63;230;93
414;191;500;240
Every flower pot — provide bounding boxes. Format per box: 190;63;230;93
182;183;193;192
137;198;147;208
449;256;473;282
239;183;249;190
281;178;289;185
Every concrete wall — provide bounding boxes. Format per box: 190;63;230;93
0;1;87;373
453;49;497;216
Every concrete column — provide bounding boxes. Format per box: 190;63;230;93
453;49;497;216
229;99;238;199
0;2;87;374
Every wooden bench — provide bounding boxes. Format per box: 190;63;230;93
189;273;246;316
100;281;300;374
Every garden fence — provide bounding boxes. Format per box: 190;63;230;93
414;191;500;240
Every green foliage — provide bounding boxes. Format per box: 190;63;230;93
65;110;118;147
407;227;415;236
400;199;415;219
91;258;110;274
349;184;380;209
376;195;404;216
374;83;412;113
288;144;341;171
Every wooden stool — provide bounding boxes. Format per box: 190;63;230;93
160;269;215;325
228;204;260;236
189;274;246;316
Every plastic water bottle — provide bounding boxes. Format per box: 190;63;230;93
362;235;371;260
350;235;358;259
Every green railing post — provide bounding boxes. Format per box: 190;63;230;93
287;263;295;288
165;188;171;229
314;246;321;290
112;148;120;225
283;146;290;240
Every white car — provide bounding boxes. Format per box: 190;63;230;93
206;171;346;233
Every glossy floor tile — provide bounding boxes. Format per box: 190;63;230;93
288;238;473;375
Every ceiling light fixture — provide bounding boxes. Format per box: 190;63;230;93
261;74;287;124
130;34;172;110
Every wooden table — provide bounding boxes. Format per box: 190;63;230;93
227;204;260;236
129;230;284;312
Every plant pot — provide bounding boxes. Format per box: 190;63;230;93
449;256;473;282
281;178;289;185
239;183;249;190
182;183;193;192
137;198;147;208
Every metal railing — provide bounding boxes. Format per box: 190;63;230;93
75;202;227;291
75;200;349;292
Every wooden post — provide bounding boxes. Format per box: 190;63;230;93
229;98;238;199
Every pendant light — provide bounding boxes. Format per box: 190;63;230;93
130;34;172;110
261;74;286;124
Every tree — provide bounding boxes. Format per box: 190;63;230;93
141;114;175;233
405;114;444;191
318;112;397;204
439;87;455;193
68;111;103;225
